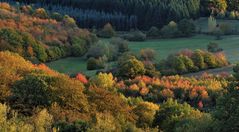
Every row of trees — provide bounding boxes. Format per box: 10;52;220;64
2;0;200;30
2;0;239;30
159;49;229;75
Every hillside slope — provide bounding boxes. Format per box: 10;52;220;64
0;2;97;62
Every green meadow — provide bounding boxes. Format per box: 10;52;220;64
47;34;239;75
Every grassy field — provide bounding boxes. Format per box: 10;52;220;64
46;57;116;76
47;57;97;76
129;34;239;62
47;34;239;76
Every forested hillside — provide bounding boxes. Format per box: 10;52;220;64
1;1;239;132
1;0;201;30
0;2;97;62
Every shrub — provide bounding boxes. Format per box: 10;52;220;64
63;15;77;27
32;43;48;62
233;63;239;80
178;19;195;36
160;49;228;75
119;58;145;78
214;52;229;66
75;73;88;84
208;16;217;33
12;75;51;107
34;109;53;132
0;103;34;131
89;112;120;131
71;44;87;57
51;12;63;21
213;82;239;131
207;42;223;53
180;55;196;72
229;11;236;19
87;57;106;70
87;41;117;61
118;52;137;65
144;62;161;77
204;52;217;68
147;26;160;37
97;23;116;38
47;75;89;112
110;37;129;53
140;48;156;61
0;28;23;47
192;50;206;70
21;5;33;15
122;30;146;41
133;102;159;128
54;120;90;132
153;99;204;132
33;8;48;19
0;3;11;11
172;56;187;74
89;73;115;90
160;21;179;38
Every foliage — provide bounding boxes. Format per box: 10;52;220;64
54;120;90;132
33;8;48;19
89;73;115;90
75;73;88;84
118;75;229;109
0;103;54;132
208;16;217;33
147;26;160;38
160;21;179;38
192;50;206;69
62;15;77;27
213;82;239;132
178;19;196;36
233;63;239;80
97;23;116;38
12;75;52;107
9;0;200;30
87;86;137;123
110;37;129;53
211;0;228;13
140;48;156;61
0;3;97;62
122;30;146;41
87;41;117;61
133;102;159;128
159;49;228;75
153;99;210;132
118;57;145;78
87;57;106;70
207;42;223;53
70;37;87;57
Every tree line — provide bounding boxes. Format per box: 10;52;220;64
1;0;200;30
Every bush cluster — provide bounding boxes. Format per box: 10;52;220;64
159;49;229;75
121;30;146;41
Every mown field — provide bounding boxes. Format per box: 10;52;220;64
47;34;239;76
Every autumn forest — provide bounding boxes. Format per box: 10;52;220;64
0;0;239;132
